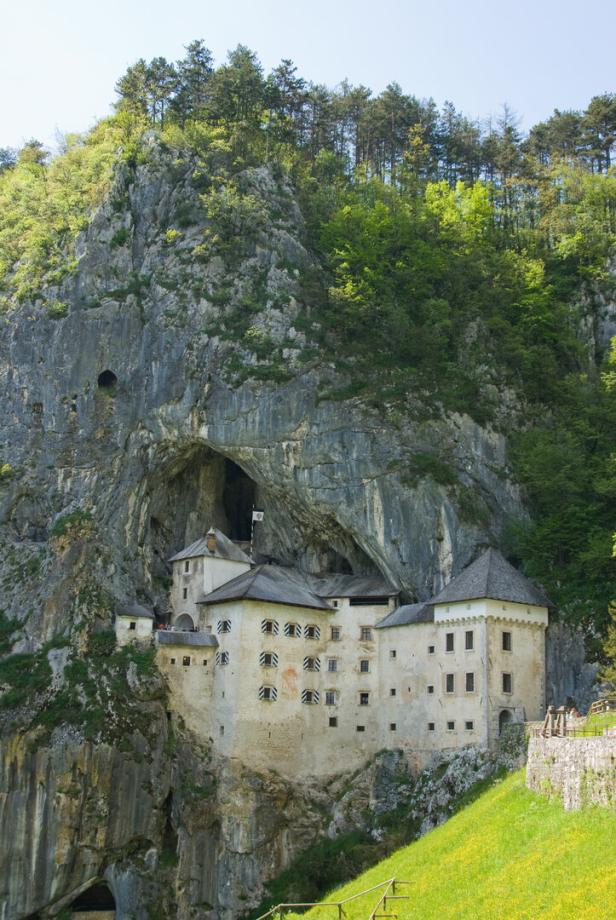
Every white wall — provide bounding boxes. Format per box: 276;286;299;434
115;616;153;646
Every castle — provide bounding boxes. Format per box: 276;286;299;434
116;529;550;778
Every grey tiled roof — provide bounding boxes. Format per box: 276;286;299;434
375;603;434;629
168;529;252;564
429;548;552;607
117;603;154;619
301;572;396;598
198;565;332;611
156;630;219;647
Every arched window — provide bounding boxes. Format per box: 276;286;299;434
175;613;195;631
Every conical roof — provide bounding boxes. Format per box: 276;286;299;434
429;548;551;608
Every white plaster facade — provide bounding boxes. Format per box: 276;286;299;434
152;536;549;779
115;612;154;646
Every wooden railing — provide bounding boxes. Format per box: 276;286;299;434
254;878;410;920
588;698;616;716
532;702;616;738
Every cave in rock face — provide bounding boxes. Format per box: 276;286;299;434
70;881;116;912
141;445;380;597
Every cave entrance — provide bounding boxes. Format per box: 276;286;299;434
222;458;256;542
70;881;116;916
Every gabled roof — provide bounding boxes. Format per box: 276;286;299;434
198;565;331;612
156;630;218;647
429;548;551;608
168;529;252;565
117;602;154;619
375;603;434;629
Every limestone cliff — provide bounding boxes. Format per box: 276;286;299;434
0;136;594;917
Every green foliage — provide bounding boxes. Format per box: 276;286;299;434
46;300;68;319
49;509;94;539
110;226;130;248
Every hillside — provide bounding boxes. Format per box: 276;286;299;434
288;770;616;920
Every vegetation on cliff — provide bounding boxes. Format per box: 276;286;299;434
0;42;615;638
286;770;616;920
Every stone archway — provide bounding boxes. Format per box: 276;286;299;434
499;709;513;735
175;613;195;630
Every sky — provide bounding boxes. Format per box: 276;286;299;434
1;0;614;150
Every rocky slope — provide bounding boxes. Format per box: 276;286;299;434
0;137;597;917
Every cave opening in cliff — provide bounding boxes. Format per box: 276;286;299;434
222;458;256;542
97;369;117;389
70;881;116;911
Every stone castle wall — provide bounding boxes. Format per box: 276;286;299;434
526;736;616;810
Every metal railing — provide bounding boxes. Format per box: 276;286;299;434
254;878;410;920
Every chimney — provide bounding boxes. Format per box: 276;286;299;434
206;528;217;554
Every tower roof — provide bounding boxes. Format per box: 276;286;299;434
198;565;332;611
429;548;551;608
375;603;434;629
168;529;252;564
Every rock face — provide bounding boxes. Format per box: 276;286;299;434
0;139;593;917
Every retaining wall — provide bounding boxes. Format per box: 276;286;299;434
526;736;616;810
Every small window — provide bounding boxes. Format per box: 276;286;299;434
465;672;475;693
502;631;512;652
327;658;338;672
184;560;190;573
332;600;339;608
390;723;397;731
284;622;300;638
301;689;320;704
219;725;224;736
447;720;455;731
330;626;341;641
259;685;278;701
170;657;176;665
356;725;365;732
446;632;454;652
360;626;373;641
446;673;455;693
202;659;207;666
359;692;370;706
428;644;435;654
303;656;321;671
304;624;320;640
217;620;231;634
427;684;434;694
359;659;370;673
325;690;337;706
502;672;512;694
390;649;397;659
216;651;229;666
260;651;279;668
182;656;191;667
261;619;279;635
465;630;474;650
390;688;396;697
465;720;474;731
182;588;188;600
329;716;338;727
428;722;435;731
129;621;136;631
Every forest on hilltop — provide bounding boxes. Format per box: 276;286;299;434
1;41;615;648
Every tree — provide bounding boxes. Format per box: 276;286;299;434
266;59;308;147
115;59;149;119
0;148;16;173
582;93;616;172
170;40;214;125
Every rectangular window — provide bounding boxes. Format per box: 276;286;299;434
262;619;279;635
356;725;365;732
359;659;370;673
390;688;396;697
502;631;512;652
184;560;190;573
329;716;338;727
182;588;188;600
182;656;191;667
304;624;320;640
390;723;397;731
360;627;373;641
465;672;475;693
351;597;388;606
327;658;338;672
303;656;321;671
465;630;474;650
428;722;435;731
389;649;397;659
217;619;231;634
219;725;224;736
465;720;474;731
330;626;341;641
447;720;455;731
216;651;229;666
170;657;176;665
259;686;278;701
260;651;279;668
446;632;454;652
325;690;337;706
301;689;320;704
428;645;435;654
446;673;455;693
202;659;207;666
427;684;434;694
284;622;300;638
129;621;136;631
502;672;513;694
359;692;370;706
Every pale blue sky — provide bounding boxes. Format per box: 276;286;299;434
1;0;614;149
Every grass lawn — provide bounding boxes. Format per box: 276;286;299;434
287;770;616;920
578;710;616;735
